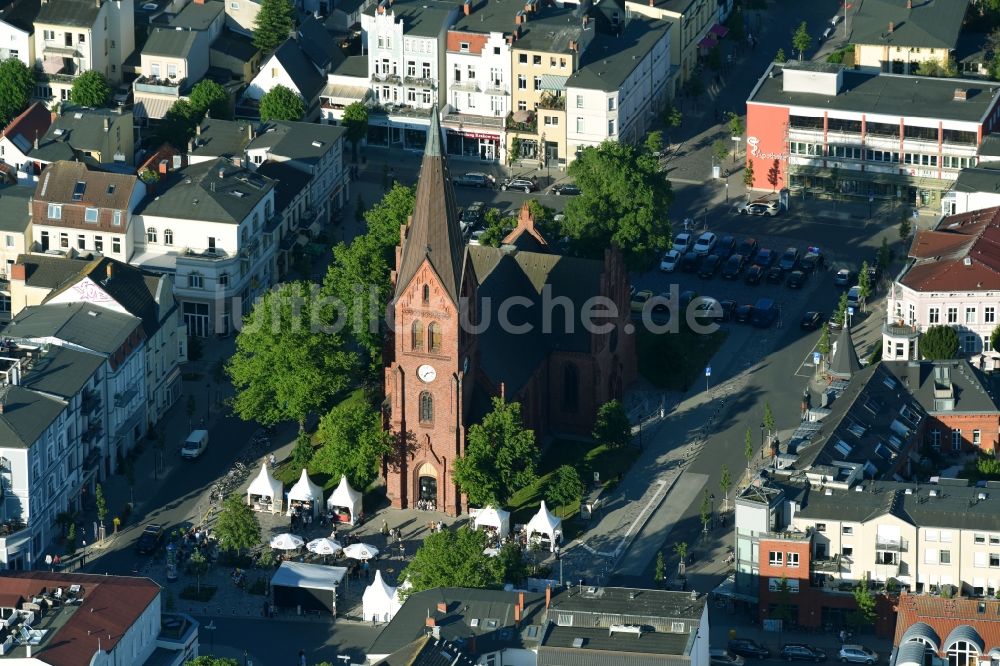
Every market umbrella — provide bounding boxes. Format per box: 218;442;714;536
343;543;379;560
306;537;343;555
269;533;305;550
512;110;533;123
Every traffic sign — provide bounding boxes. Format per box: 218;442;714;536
813;352;821;365
705;366;712;377
848;306;855;316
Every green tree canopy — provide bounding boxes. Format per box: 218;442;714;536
452;397;539;507
70;70;111;108
186;658;239;666
743;159;755;189
259;85;305;121
858;260;872;302
712;139;729;164
342;101;369;159
401;527;524;596
189;79;231;119
727;112;744;139
592;400;632;448
0;58;34;126
478;207;516;247
833;291;849;326
644;130;663;156
916;57;958;77
227;281;355;427
920;325;959;360
546;465;584;516
850;574;877;628
775;48;787;63
991;324;1000;356
792;22;812;60
312;400;393;490
253;0;294;52
214;494;261;554
563;141;673;268
157;99;199;149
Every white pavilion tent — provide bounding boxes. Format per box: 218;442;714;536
326;475;363;525
525;501;562;551
247;463;283;514
362;569;402;623
473;506;510;538
286;469;324;517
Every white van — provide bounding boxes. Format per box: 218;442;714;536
181;430;209;459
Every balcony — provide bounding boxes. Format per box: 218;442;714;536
884;322;920;338
134;75;185;96
82;424;102;445
82;447;101;470
0;518;27;538
403;76;436;89
506;111;537;133
370;104;431;119
876;537;909;552
81;389;101;415
181;247;231;261
370;73;401;84
443;112;505;130
538;93;565;110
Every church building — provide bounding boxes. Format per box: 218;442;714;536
383;112;637;516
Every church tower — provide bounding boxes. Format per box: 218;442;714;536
384;112;477;516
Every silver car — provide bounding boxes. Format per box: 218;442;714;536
838;645;878;664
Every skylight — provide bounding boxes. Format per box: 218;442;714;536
72;181;86;200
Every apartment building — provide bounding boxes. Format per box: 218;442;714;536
745;61;1000;209
33;0;135;104
319;55;371;126
565;17;670;158
0;188;31;324
187;117;255;165
894;592;1000;666
29;106;135;167
0;102;51;185
848;0;969;74
0;0;40;67
133;28;205;121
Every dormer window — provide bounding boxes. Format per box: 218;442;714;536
460;42;469;52
47;204;61;219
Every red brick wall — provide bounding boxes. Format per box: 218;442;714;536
926;413;1000;454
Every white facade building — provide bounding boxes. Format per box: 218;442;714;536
0;0;38;67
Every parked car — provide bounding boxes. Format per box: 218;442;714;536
454;172;495;188
801;311;823;330
755;248;775;267
719;299;737;322
734;303;754;323
460;201;486;232
834;268;852;286
698;254;722;278
744;264;765;285
136;524;164;554
778;246;800;271
847;285;864;310
736;238;759;261
838;645;878;664
680;251;701;273
799;251;822;273
501;176;537;193
748;202;781;216
711;649;747;666
766;266;785;284
694;231;718;255
780;644;827;662
660;249;682;273
631;289;653;313
728;639;770;659
721;253;745;279
181;430;209;459
673;232;693;254
734;200;753;214
551;183;581;196
716;234;737;258
786;270;807;288
751;298;778;328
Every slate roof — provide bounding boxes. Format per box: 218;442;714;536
297;15;343;73
169;0;223;30
539;626;691;664
143;27;198;59
830;322;861;379
34;161;138;210
0;385;65;447
0;0;41;32
899;206;1000;292
190;117;255;160
20;344;104;399
953;166;1000;192
269;38;325;102
450;0;522;35
138;157;274;225
376;636;477;666
255;160;312;211
334;54;368;78
247;120;346;167
15;254;91;289
848;0;969;50
547;586;705;619
748;64;1000;123
510;5;584;52
30;107;132;161
210;28;258;61
566;18;669;92
36;0;101;27
2;101;52;155
362;0;457;38
881;359;1000;415
367;588;546;658
979;133;1000;159
6;302;142;354
395;111;465;304
0;184;32;234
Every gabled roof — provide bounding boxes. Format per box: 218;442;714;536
30;107;132;162
6;302;142;355
0;184;32;234
502;201;552;253
394;111;465;304
362;0;458;38
210;27;258;61
895;593;1000;657
0;385;66;447
36;0;101;27
267;38;325;102
376;635;477;666
33;161;138;210
0;0;41;32
20;344;104;399
882;359;1000;415
900;207;1000;292
566;18;669;92
190;117;255;160
953;165;1000;193
247;120;346;167
15;253;91;289
169;0;223;30
297;15;343;73
1;101;50;155
143;27;198;59
848;0;969;50
255;160;312;211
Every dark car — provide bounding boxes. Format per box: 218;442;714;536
744;264;765;285
552;183;581;196
755;248;776;268
786;270;807;289
766;266;785;284
461;201;486;229
736;238;759;261
734;304;754;323
780;644;827;662
136;524;164;555
680;251;700;273
751;298;778;328
828;314;845;332
698;254;722;278
716;235;737;259
778;247;800;271
728;639;770;660
501;176;538;193
801;311;823;330
719;299;737;322
453;172;495;188
799;247;824;273
721;253;745;279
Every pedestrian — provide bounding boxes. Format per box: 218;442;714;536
299;648;307;666
839;629;847;645
269;453;276;468
381;520;389;537
373;614;378;626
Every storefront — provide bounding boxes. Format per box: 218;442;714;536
365;114;430;151
445;129;502;162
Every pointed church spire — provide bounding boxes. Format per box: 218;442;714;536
394;110;465;303
830;319;862;380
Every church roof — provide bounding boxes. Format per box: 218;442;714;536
830;321;862;379
394;111;465;303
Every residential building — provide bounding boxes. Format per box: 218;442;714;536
745;61;1000;209
30;161;144;263
245;119;349;224
169;0;224;39
0;571;197;665
0;186;33;321
33;0;136;104
209;28;261;82
6;300;148;477
133;28;205;121
439;0;517;163
361;0;461;149
848;0;969;74
883;206;1000;365
384;113;635;515
7;253;90;314
942;166;1000;215
565;17;671;158
28;106;135;167
373;637;476;666
894;592;1000;666
319;54;372;126
322;0;372;34
187;117;255;165
539;587;710;666
625;0;728;96
0;101;51;185
0;0;40;67
223;0;259;36
255;160;312;280
132;157;276;337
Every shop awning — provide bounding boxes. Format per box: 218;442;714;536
321;83;369;105
540;74;568;91
709;24;730;38
698;36;718;49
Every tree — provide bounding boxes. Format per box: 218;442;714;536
215;494;261;555
289;430;314;470
227;281;355;428
478;207;515;247
699;489;712;533
899;209;912;239
644;130;663;156
313;400;393;491
95;483;108;535
662;101;682;143
719;465;732;511
70;70;110;108
452;397;539;507
252;0;294;52
564;141;673;269
991;324;1000;356
188;548;209;593
673;541;688;577
858;260;872;309
833;291;849;327
401;527;521;596
744;428;754;470
186;657;239;666
763;403;775;438
818;325;831;356
877;237;892;274
727;112;745;146
157;99;199;148
547;465;585;517
743;159;755;190
342;101;369;161
775;47;788;63
0;58;34;126
259;85;305;121
921;325;959;360
916;57;958;77
592;400;632;449
792;22;812;60
850;574;877;628
188;80;231;120
654;551;666;587
987;29;1000;80
712;139;730;165
773;576;793;622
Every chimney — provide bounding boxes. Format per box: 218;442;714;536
954;88;968;101
907;0;912;7
95;0;99;7
514;603;521;624
10;263;25;281
425;616;436;627
523;1;530;11
33;131;38;150
218;167;225;179
569;39;577;51
545;586;551;609
464;0;471;15
519;592;524;611
248;124;254;141
195;123;202;136
888;22;894;33
106;263;113;281
436;602;447;613
159;158;168;174
515;11;523;24
103;117;109;131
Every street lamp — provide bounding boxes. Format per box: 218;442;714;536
724;168;730;203
731;136;742;165
709;494;715;530
759;422;765;460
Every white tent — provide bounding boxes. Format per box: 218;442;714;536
473;506;510;538
286;469;324;517
525;501;562;552
362;569;402;623
247;463;283;514
326;475;363;525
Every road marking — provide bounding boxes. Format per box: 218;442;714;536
794;342;821;378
